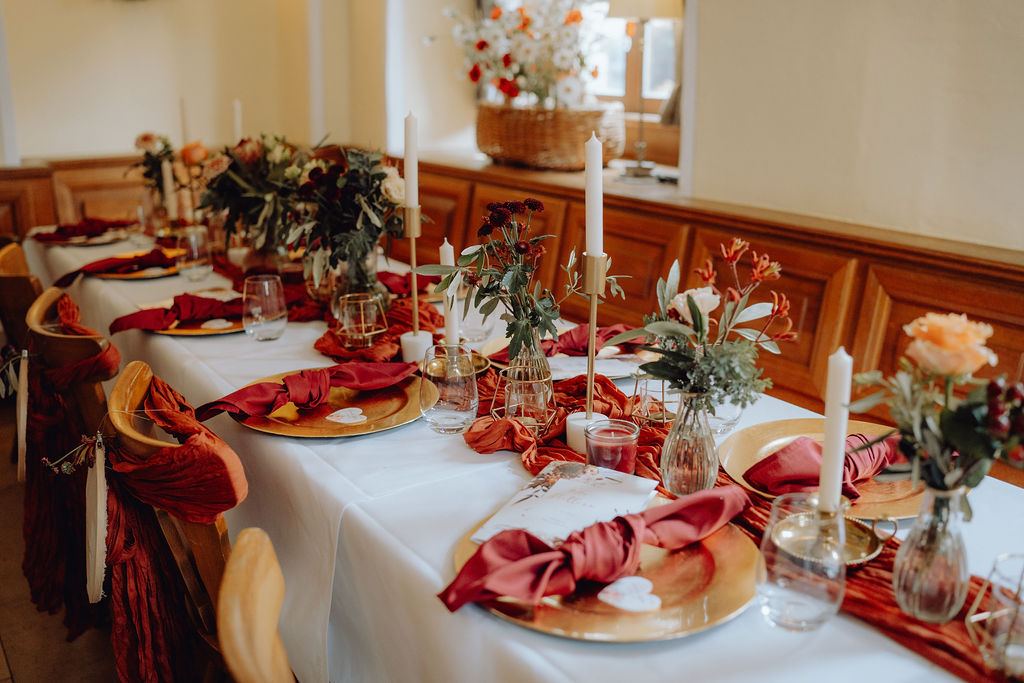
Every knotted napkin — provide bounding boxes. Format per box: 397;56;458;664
54;248;177;287
378;271;442;296
195;361;418;421
487;324;641;363
108;293;244;333
438;485;749;611
33;217;133;243
742;433;905;499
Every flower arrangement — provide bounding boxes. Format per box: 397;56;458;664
200;134;323;251
131;132;174;203
608;238;796;412
851;312;1021;491
445;1;595;107
416;198;624;360
286;148;406;291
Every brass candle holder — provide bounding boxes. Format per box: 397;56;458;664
403;205;422;333
583;252;607;419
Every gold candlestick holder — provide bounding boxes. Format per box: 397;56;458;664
583;252;608;419
403;205;422;333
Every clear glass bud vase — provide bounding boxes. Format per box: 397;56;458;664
659;393;718;496
330;247;390;319
502;328;554;434
892;486;969;623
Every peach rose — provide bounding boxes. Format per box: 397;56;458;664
233;138;263;166
181;140;208;165
903;312;997;376
134;132;159;153
670;287;720;325
202;154;232;180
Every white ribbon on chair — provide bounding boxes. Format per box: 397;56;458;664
86;433;108;603
16;350;28;483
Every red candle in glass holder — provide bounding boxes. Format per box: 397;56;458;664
584;419;640;474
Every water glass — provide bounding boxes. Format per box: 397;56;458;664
420;344;479;434
758;491;846;631
460;297;497;342
968;553;1024;677
176;225;213;281
584;419;640;473
242;274;288;341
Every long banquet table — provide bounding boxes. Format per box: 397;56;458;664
23;236;1024;683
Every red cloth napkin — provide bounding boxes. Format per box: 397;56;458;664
742;434;905;499
54;248;177;287
487;324;640;363
378;271;442;296
438;485;749;611
109;293;244;333
195;362;417;421
33;217;133;243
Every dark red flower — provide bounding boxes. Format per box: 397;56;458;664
297;182;316;199
488;207;513;228
476;40;489;51
469;64;482;83
502;53;512;68
477;222;494;237
308;166;324;181
498;78;519;98
523;198;544;212
515;240;530;254
503;200;526;215
486;202;504;212
328;187;343;202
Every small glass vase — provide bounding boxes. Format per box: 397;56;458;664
330;247;391;320
497;328;555;435
660;393;718;496
892;486;970;623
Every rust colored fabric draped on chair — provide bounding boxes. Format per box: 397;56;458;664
22;292;120;639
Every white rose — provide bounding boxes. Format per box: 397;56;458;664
268;144;288;164
284;164;302;180
380;165;405;205
670;287;720;325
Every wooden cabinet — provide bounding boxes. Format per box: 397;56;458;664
556;203;690;326
0;167;57;238
684;227;858;410
387;172;472;269
50;156;148;223
468;184;569;288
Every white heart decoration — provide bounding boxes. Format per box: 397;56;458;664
326;407;367;424
597;576;661;613
200;318;234;330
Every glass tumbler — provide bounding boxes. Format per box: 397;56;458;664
758;492;846;631
420;344;479;434
584;419;640;473
242;274;288;341
176;225;213;281
967;553;1024;677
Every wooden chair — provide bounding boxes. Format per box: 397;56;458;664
0;242;43;351
25;287;113;435
108;360;232;643
217;528;294;683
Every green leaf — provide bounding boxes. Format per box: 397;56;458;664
758;340;781;355
732;327;765;342
605;328;647;346
687;295;706;341
848;390;889;413
414;264;459;276
734;301;773;324
645;320;695;340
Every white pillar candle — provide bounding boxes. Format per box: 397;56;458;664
161;159;178;220
440;238;458;345
819;347;853;513
565;411;609;454
584;132;603;256
400;330;434;363
232;98;243;142
404;112;418;207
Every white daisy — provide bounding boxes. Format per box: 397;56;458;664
552;47;575;72
555;75;583;106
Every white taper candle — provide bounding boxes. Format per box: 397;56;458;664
584;132;603;256
405;112;418;207
819;347;853;513
440;238;457;344
161;159;178;221
232;98;243;142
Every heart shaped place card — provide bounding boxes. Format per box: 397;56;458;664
597;576;662;613
326;407;368;425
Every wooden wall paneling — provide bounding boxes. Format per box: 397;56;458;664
468;184;569;290
387;172;472;269
49;156;148;223
555;203;690;326
852;263;1024;384
683;227;858;412
0;168;57;238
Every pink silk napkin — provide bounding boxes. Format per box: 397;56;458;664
109;293;244;333
378;271;442;296
742;434;905;499
54;248;177;287
438;485;749;611
195;362;417;421
487;324;641;363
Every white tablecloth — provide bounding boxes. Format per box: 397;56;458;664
24;237;1023;683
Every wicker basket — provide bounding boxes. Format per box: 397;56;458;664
476;102;625;171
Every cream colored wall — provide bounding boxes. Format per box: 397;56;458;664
0;0;302;158
691;0;1024;251
346;1;387;150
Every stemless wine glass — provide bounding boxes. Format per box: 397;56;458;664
419;344;479;434
584;419;640;473
503;365;553;435
242;274;288;341
176;225;213;281
758;492;846;631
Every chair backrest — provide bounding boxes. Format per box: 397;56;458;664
108;360;232;636
0;243;43;350
25;287;113;435
217;527;293;683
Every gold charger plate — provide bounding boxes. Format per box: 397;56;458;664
719;418;922;520
235;371;437;438
92;248;184;280
152;319;244;336
453;518;759;642
41;228;129;247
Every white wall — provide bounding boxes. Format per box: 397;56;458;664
690;0;1024;251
